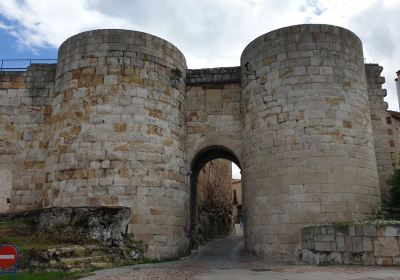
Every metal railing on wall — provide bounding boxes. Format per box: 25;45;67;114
0;59;57;71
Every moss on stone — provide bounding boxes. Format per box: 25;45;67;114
330;218;400;227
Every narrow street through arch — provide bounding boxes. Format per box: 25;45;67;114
194;228;247;268
82;231;400;280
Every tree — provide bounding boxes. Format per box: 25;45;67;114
388;169;400;207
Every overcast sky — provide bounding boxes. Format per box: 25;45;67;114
0;0;399;179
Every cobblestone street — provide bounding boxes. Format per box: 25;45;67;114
81;233;400;280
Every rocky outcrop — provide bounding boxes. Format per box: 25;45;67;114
0;207;146;271
196;159;233;244
1;207;132;246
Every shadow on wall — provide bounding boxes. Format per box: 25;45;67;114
0;169;12;213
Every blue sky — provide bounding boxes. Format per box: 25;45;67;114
0;15;57;57
0;15;57;69
1;0;399;179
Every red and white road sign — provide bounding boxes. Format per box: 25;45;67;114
0;245;18;269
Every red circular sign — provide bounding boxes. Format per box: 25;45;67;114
0;245;18;269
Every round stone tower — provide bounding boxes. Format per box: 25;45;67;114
241;24;380;261
47;30;188;258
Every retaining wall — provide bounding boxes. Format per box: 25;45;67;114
302;224;400;265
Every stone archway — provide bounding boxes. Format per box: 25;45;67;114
189;145;241;249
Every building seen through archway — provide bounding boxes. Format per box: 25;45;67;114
189;146;242;249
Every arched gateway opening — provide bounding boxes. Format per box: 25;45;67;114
189;146;242;249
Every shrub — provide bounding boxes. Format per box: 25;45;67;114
385;169;400;219
387;169;400;207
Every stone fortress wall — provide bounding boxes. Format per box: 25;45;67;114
241;24;380;261
0;24;399;261
185;67;242;166
49;30;189;258
366;64;399;200
0;65;56;211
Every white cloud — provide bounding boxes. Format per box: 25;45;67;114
303;0;400;110
0;0;135;48
0;0;399;109
0;21;11;30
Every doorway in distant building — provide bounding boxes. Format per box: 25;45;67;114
189;146;242;249
232;177;244;231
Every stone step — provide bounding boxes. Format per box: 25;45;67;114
52;255;114;270
46;244;110;258
68;262;114;273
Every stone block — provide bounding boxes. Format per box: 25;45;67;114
376;257;393;266
345;236;352;252
320;66;333;75
205;89;222;112
90;161;101;169
327;252;342;264
316;252;328;264
383;226;400;236
361;252;376;265
330;241;337;251
355;225;363;236
101;160;111;169
342;252;351;264
352;237;363;253
104;75;118;85
22;131;33;141
113;122;127;132
327;226;335;235
348;225;356;236
373;237;400;257
362;237;373;252
363;225;377;236
99;178;113;186
315;241;331;252
336;235;345;252
317;234;335;242
294;66;307;76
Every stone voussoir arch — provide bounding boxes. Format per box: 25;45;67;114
187;137;242;173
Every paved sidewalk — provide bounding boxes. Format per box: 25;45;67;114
195;267;400;280
80;233;400;280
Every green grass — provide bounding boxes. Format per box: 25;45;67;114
0;271;82;280
0;219;24;228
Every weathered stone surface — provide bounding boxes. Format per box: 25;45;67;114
0;207;143;272
45;30;188;259
241;24;380;261
366;64;398;200
301;225;400;266
1;206;131;245
186;67;240;84
196;159;232;244
0;65;56;212
0;169;11;213
1;24;398;262
373;237;400;257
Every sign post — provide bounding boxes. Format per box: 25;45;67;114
0;244;18;280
